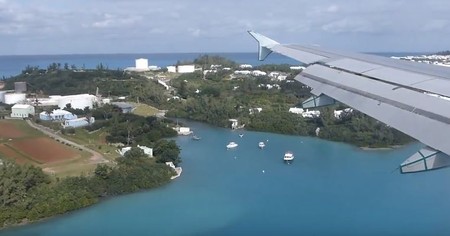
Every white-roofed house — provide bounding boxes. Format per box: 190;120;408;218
39;109;77;121
63;117;95;129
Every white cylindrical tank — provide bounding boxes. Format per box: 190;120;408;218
0;91;7;103
135;58;149;70
4;93;26;105
58;94;96;110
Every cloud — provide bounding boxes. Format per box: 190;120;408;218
422;19;449;31
321;18;385;34
1;0;450;54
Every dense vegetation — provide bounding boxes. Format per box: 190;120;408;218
165;61;413;147
0;149;173;228
5;66;168;108
4;59;414;149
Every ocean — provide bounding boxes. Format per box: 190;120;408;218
2;121;450;235
0;53;299;78
0;52;419;79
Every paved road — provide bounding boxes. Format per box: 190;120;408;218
26;120;109;164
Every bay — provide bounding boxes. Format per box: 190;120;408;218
2;120;450;235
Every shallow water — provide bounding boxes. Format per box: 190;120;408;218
2;121;450;235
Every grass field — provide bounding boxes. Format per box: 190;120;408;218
131;103;160;117
60;128;120;160
0;119;95;177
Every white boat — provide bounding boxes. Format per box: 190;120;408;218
258;141;265;149
227;142;238;149
284;151;294;161
239;134;244;138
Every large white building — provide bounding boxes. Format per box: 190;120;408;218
177;65;195;73
4;93;26;105
135;58;149;71
167;66;177;73
57;94;97;110
11;104;35;118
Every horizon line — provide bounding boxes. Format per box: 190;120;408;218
0;51;436;57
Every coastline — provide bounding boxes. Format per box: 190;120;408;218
0;178;174;231
360;145;403;151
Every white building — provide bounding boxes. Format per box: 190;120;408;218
167;66;177;73
302;109;321;118
117;145;153;157
175;127;192;135
251;70;267;76
11;104;35;118
39;109;77;121
148;65;161;71
334;108;353;119
288;107;320;118
177;65;195;73
239;64;253;69
57;94;97;110
135;58;149;71
234;70;252;75
249;108;262;115
289;107;304;114
63;117;95;128
4;93;26;105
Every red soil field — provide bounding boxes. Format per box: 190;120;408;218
0;122;25;138
10;137;79;163
0;144;29;164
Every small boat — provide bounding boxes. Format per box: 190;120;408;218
239;134;244;138
284;151;294;162
192;135;201;141
258;141;265;149
227;142;238;149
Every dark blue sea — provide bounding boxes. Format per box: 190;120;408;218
0;53;299;78
0;52;419;79
2;121;450;235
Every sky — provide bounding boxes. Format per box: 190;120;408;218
0;0;449;55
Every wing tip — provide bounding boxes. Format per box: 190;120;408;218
247;30;279;61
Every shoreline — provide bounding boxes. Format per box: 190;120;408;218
360;145;403;151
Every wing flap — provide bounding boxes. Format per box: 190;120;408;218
297;73;450;156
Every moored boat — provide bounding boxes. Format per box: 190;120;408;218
227;141;238;149
284;151;294;162
192;135;201;141
258;141;265;149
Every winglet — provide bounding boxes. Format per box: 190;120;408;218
248;31;279;61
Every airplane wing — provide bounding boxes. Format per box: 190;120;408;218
248;31;450;173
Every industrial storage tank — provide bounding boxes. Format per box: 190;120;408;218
57;94;96;110
0;91;7;103
4;93;26;105
14;82;27;93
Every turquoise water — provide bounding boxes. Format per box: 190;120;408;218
2;121;450;235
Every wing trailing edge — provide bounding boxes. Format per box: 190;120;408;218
248;31;450;173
